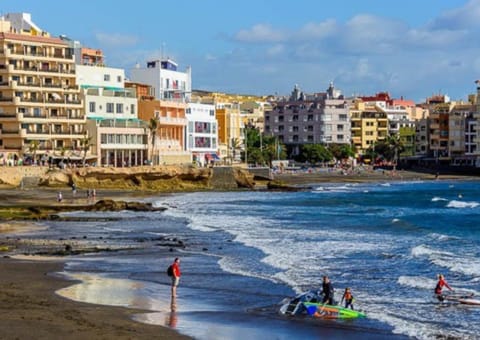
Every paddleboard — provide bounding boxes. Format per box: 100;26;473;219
303;302;366;319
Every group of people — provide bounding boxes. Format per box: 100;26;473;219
167;259;453;310
319;276;355;310
319;273;453;310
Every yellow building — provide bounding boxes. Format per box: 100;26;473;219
0;14;84;163
215;103;243;162
350;100;388;156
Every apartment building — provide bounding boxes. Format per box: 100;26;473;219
448;103;476;165
75;48;148;167
350;100;388;156
215;102;244;162
264;83;351;158
137;98;190;165
130;59;191;102
0;13;84;164
186;102;219;166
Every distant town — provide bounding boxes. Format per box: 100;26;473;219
1;13;479;172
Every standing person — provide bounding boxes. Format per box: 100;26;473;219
321;276;335;305
71;183;77;196
57;192;63;202
341;287;355;310
171;258;181;297
435;274;453;301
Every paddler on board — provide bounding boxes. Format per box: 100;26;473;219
435;274;454;301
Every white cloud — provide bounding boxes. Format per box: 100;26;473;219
428;0;480;30
234;24;287;43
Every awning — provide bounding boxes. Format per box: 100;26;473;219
205;153;221;161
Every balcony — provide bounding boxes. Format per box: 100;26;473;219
158;116;187;126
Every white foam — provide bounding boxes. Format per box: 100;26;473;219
431;197;447;202
398;275;436;290
412;245;480;277
446;200;479;208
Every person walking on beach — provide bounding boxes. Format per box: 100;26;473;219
341;287;354;310
435;274;453;301
321;276;335;305
170;258;181;297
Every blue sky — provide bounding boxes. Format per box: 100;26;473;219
3;0;479;102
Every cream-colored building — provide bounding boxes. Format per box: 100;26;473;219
76;53;148;167
0;13;84;164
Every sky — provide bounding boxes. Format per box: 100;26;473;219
3;0;480;102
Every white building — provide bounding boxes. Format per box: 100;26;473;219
129;59;191;102
76;63;148;167
186;103;219;166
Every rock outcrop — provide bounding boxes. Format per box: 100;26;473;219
0;165;256;191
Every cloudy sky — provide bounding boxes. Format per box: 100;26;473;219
4;0;479;101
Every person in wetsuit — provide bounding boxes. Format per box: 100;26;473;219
321;276;335;305
435;274;453;301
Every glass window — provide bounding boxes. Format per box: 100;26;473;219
89;102;95;113
116;103;123;113
104;74;110;81
106;103;114;113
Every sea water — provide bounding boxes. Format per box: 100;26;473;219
26;180;480;339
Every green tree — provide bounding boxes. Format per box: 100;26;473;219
231;137;242;162
80;134;92;167
262;135;286;168
27;140;40;165
148;118;158;165
386;134;404;170
300;144;332;164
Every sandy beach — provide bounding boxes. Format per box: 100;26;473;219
0;258;190;340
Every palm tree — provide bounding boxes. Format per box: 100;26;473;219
230;137;242;162
387;134;403;170
80;134;92;167
28;140;39;165
148;118;158;165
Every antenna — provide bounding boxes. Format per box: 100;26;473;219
161;42;166;60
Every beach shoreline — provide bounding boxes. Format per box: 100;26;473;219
0;171;476;339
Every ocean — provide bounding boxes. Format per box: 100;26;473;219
20;180;480;339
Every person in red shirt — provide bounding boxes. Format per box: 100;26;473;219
435;274;453;301
171;258;181;297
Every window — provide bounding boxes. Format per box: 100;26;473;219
116;103;123;114
117;75;122;82
104;74;110;81
130;104;135;115
89;102;96;113
106;103;114;113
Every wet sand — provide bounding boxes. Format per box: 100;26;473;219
0;257;191;340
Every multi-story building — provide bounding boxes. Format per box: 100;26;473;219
0;13;84;164
350;100;388;156
215;102;243;162
264;83;351;158
414;112;429;156
130;59;191;102
185;102;219;166
75;47;148;167
428;102;453;160
240;100;271;132
137;98;190;165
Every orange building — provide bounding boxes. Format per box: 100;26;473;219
137;99;190;164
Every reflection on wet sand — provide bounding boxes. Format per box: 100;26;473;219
167;294;178;328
